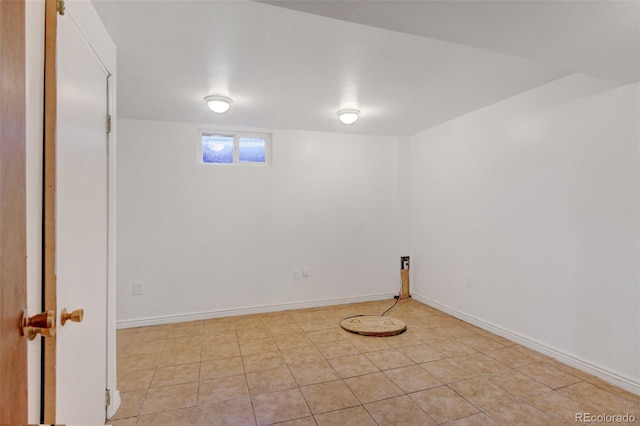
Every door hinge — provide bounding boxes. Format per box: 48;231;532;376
105;389;111;407
56;0;65;15
106;114;112;134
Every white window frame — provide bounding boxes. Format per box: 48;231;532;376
198;129;271;166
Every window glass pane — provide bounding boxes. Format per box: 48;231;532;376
202;134;234;164
238;137;266;163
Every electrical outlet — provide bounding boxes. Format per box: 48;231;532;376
466;277;473;288
133;281;145;295
292;271;299;280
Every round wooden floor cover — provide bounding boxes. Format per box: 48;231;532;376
340;315;407;337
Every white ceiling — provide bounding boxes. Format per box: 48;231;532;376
92;0;639;136
263;0;640;85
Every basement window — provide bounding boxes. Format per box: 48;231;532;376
200;130;270;165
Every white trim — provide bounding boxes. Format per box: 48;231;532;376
105;390;120;420
117;293;393;329
105;74;118;422
412;292;640;397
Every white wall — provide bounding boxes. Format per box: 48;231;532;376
25;1;44;422
117;119;406;324
410;74;640;389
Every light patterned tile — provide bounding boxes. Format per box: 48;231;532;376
201;330;238;344
518;362;582;389
483;347;537;367
384;365;442;393
314;406;376;425
234;316;266;331
485;400;556;426
243;351;286;373
196;396;256;426
544;359;594;380
410;386;479;424
134;329;169;342
364;395;436;426
237;327;271;342
526;391;590;424
288;360;340;386
201;341;240;361
448;377;516;411
398;344;445;363
141;382;198;415
329;354;379;378
344;372;403;404
512;345;554;363
168;323;203;339
587;377;640;405
117;327;140;335
163;336;202;352
430;340;477;357
420;325;476;341
151;363;200;388
300;380;360;414
110;389;147;420
108;418;138;425
274;417;317;426
421;358;478;383
385;332;423;348
268;324;303;336
137;407;197;425
239;337;278;356
121;339;165;356
200;357;244;380
481;333;516;347
118;369;154;392
252;388;311;426
557;381;637;413
444;413;499;426
455;353;510;375
364;348;414;370
414;327;455;343
157;347;201;367
274;333;314;350
198;375;249;406
114;300;640;426
117;334;137;347
306;329;345;345
349;336;392;353
315;340;360;359
298;319;336;333
263;314;295;327
281;346;325;365
291;310;326;323
246;367;297;395
488;369;551;398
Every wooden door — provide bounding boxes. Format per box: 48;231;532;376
0;0;28;423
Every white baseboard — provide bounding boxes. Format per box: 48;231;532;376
116;293;393;329
106;389;121;421
412;292;640;397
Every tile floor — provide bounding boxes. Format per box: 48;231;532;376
109;299;640;425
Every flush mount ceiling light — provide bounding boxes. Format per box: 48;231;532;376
337;109;360;125
205;95;233;114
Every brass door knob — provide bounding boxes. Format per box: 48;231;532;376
61;308;84;326
21;310;56;340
